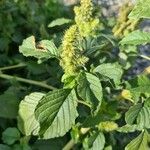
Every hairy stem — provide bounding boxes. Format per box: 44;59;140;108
0;73;56;90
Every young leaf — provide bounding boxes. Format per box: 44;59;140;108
137;105;150;129
90;132;105;150
48;18;72;28
93;63;123;86
125;104;142;125
18;92;45;136
125;100;150;129
120;30;150;45
117;124;139;133
2;128;20;145
129;0;150;19
35;89;78;139
77;72;103;112
125;75;150;102
19;36;59;60
83;131;105;150
125;131;150;150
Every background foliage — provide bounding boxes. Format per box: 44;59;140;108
0;0;150;150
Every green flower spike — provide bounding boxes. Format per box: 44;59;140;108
60;25;88;76
113;2;139;38
74;0;99;37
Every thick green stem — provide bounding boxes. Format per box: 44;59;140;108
0;73;56;90
0;63;26;71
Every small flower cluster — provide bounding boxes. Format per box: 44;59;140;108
60;0;99;76
98;121;118;132
74;0;99;37
113;2;139;38
121;89;132;100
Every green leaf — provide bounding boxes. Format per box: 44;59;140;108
90;132;105;150
77;72;103;112
39;40;59;57
131;85;150;94
137;103;150;129
35;89;78;139
125;100;150;129
120;30;150;45
2;128;20;145
125;131;150;150
104;145;112;150
117;124;139;133
0;93;19;119
19;36;59;60
48;18;72;28
129;0;150;19
126;75;150;102
0;144;11;150
18;92;45;136
61;74;77;89
83;132;105;150
125;103;142;125
93;63;123;86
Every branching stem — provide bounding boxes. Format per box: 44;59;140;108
0;73;56;90
0;63;26;71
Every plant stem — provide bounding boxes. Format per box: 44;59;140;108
63;128;90;150
140;55;150;61
0;73;56;90
63;139;75;150
0;63;26;71
77;100;91;108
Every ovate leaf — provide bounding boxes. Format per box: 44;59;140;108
18;92;45;136
125;104;142;125
137;102;150;129
2;128;20;145
35;89;78;139
93;63;123;86
125;75;150;102
120;30;150;45
125;100;150;129
77;72;103;112
129;0;150;19
48;18;72;28
83;132;105;150
19;36;59;60
125;131;150;150
90;132;105;150
117;124;139;133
